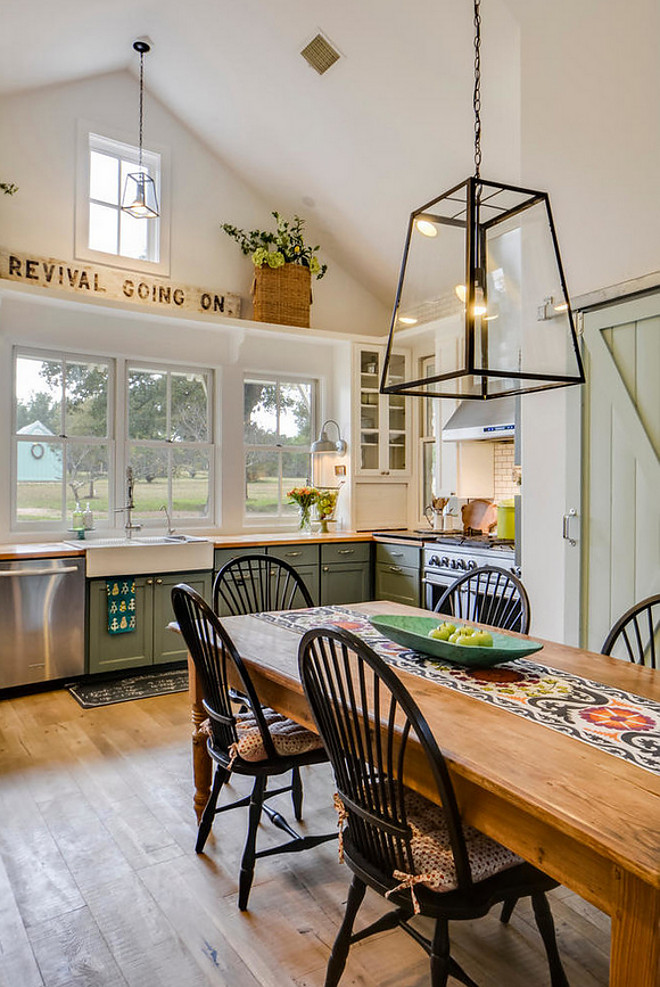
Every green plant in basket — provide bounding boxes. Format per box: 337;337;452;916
221;212;328;279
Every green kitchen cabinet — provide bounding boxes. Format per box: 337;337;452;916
88;569;212;674
153;570;212;664
374;542;421;607
266;543;320;605
320;542;371;606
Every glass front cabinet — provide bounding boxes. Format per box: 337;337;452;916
355;346;410;476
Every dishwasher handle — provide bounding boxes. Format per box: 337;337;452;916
0;565;81;578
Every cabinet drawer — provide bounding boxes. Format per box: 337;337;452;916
374;563;420;608
320;542;371;565
214;547;256;571
267;543;319;566
375;542;421;569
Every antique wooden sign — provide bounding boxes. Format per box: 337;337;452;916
0;248;241;319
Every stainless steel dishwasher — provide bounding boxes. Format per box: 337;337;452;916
0;557;85;688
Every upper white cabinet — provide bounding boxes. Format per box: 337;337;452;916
355;346;410;476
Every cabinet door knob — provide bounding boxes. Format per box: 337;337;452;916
146;578;153;585
322;566;329;572
155;578;163;585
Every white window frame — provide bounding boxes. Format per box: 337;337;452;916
75;120;171;276
243;373;318;526
124;360;215;527
11;346;116;532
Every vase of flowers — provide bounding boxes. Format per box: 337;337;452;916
287;486;319;531
221;212;327;328
316;488;340;534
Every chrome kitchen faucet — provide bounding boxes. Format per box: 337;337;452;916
114;466;142;539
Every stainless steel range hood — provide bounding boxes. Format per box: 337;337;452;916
442;395;515;441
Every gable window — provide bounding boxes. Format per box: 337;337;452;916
13;350;112;527
244;376;315;521
126;363;214;522
88;133;160;262
75;126;170;275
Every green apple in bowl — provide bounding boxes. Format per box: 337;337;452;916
428;621;456;641
471;630;494;647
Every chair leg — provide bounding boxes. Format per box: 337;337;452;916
238;776;266;911
324;875;366;987
531;893;570;987
291;765;303;822
500;896;518;924
195;764;228;854
429;918;451;987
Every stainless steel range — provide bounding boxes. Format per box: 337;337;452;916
422;535;519;611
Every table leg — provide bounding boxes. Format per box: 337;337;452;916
610;870;660;987
187;651;212;822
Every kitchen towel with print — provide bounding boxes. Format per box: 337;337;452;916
106;578;137;634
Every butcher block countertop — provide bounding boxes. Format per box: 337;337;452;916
0;531;379;561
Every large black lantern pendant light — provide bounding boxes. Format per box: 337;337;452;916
121;40;159;219
381;0;585;400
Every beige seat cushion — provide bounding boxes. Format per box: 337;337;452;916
202;708;324;763
402;788;522;893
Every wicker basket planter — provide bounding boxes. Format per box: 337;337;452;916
252;263;312;328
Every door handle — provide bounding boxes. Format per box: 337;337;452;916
155;578;163;585
0;566;80;577
337;549;354;555
562;509;578;547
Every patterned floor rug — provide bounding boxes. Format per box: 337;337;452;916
67;668;189;708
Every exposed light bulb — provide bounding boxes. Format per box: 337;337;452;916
416;219;438;238
455;283;486;316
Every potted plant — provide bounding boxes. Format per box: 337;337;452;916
221;212;327;328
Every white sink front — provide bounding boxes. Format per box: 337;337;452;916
66;537;214;578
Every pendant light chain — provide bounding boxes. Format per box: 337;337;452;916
473;0;482;180
138;48;145;172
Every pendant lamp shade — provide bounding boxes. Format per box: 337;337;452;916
382;177;585;399
121;40;159;220
381;0;584;400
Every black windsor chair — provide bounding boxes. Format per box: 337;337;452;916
172;584;334;911
601;593;660;667
213;552;314;616
434;564;531;635
298;626;569;987
213;552;315;810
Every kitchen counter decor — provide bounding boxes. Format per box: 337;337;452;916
221;212;327;327
316;488;340;534
286;486;319;531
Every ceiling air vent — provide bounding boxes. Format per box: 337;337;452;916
300;33;341;75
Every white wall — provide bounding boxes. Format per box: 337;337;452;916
514;0;660;640
0;288;356;541
0;71;390;336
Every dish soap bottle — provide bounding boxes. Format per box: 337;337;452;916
72;502;84;538
82;502;94;530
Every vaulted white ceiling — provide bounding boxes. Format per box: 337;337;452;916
1;0;522;307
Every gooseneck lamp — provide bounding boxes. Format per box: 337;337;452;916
311;419;348;455
121;40;159;220
381;0;585;400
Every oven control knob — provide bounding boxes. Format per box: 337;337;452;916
440;556;450;568
428;555;440;567
467;560;478;570
450;559;459;569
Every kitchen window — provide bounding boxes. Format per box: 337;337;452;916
75;128;170;275
13;349;113;528
127;363;214;523
244;376;316;521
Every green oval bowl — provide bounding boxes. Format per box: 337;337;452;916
368;614;543;668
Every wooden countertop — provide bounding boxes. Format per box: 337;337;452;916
0;531;378;561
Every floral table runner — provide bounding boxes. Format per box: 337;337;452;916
255;606;660;776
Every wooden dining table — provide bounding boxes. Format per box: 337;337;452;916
179;600;660;987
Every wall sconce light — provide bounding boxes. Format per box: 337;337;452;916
121;40;159;219
311;419;348;455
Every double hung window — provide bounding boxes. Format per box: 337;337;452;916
244;376;315;520
13;351;112;526
127;364;214;521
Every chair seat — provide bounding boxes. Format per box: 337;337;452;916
203;708;325;763
400;788;522;894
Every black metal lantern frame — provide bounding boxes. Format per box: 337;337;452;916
381;0;585;401
121;40;159;220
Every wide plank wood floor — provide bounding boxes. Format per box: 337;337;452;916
0;687;610;986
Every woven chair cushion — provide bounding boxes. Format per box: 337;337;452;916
202;708;324;763
402;788;522;893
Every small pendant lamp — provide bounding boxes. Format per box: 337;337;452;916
381;0;584;400
121;40;159;219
